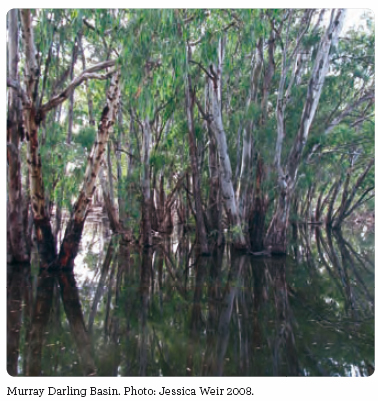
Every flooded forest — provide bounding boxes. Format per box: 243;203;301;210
7;9;374;376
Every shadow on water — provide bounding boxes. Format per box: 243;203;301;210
7;226;374;376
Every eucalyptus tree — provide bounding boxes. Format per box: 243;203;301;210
7;8;375;264
7;9;120;267
7;9;29;263
263;9;346;253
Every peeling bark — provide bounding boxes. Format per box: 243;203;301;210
58;71;120;269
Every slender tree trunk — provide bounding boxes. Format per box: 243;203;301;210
107;142;115;203
237;39;262;223
141;119;153;247
326;178;343;228
99;163;121;234
116;102;127;227
207;124;223;246
78;34;95;126
315;187;325;222
249;156;267;252
66;36;79;144
185;47;209;254
237;128;253;219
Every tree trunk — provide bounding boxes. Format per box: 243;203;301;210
99;165;121;233
249;156;267;252
207;123;223;246
141;118;153;247
237;39;262;223
207;38;246;249
66;37;79;144
57;71;121;269
7;9;30;263
265;9;345;253
315;187;325;222
78;33;96;126
326;178;342;228
185;49;209;254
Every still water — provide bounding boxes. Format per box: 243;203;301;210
7;223;374;376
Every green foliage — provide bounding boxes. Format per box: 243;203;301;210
10;9;375;245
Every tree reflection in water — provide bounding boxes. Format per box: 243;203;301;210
7;226;374;376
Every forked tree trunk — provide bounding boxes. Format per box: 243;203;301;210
207;38;246;249
12;9;118;271
265;9;346;253
58;71;121;269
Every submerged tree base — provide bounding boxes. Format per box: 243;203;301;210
7;220;374;377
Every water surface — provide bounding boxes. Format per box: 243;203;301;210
7;224;374;376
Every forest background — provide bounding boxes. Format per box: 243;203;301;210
3;1;376;396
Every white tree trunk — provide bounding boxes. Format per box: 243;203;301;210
265;9;346;253
208;71;246;248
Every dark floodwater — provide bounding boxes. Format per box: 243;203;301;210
7;225;374;376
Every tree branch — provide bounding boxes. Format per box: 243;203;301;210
7;77;30;106
189;60;214;80
344;187;374;219
324;90;375;135
41;60;117;113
